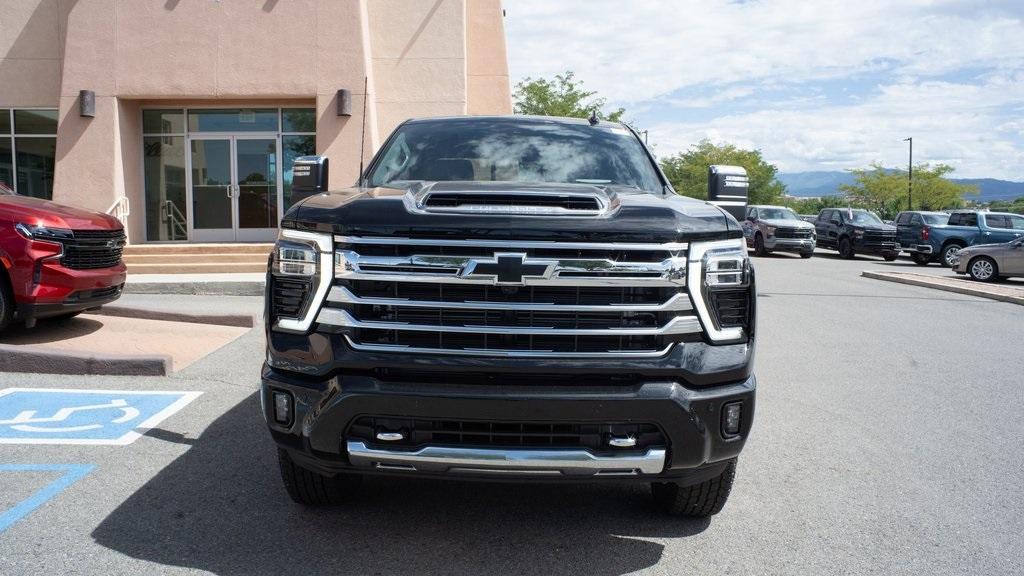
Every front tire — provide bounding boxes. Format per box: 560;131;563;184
652;460;736;518
0;273;13;333
912;253;931;266
883;253;898;262
277;448;362;506
838;237;855;259
967;256;998;282
753;233;768;257
800;250;814;259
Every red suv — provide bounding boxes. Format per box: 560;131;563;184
0;186;127;332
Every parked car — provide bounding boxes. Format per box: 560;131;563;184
924;211;1024;268
262;116;756;518
813;208;899;260
894;210;951;265
742;205;816;258
0;189;126;332
953;235;1024;282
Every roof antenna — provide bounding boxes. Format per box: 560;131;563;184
588;110;599;126
358;75;369;189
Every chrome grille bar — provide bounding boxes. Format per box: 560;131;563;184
325;285;693;312
335;251;687;286
317;308;701;336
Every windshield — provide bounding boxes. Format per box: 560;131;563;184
847;210;883;225
923;213;949;225
759;208;799;221
366;119;663;192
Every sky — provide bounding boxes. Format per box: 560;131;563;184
502;0;1024;180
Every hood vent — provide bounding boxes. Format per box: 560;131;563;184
418;190;608;216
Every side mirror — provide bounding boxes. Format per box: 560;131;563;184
707;165;748;220
292;155;329;195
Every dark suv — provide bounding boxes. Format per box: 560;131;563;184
262;116;756;518
814;208;899;260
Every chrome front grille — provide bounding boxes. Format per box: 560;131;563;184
315;236;701;357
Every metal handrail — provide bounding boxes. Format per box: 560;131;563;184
105;196;131;242
159;200;188;241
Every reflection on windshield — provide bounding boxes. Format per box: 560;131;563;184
367;119;663;192
848;210;882;224
759;208;799;220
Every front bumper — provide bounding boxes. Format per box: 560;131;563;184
261;366;756;482
763;237;815;253
853;239;900;254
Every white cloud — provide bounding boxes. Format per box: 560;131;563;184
647;75;1024;179
503;0;1024;179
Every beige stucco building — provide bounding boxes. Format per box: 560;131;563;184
0;0;511;243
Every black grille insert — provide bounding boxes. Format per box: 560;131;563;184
272;277;312;318
348;416;665;453
709;289;750;329
59;230;126;270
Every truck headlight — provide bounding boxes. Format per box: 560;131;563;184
688;238;754;343
853;229;865;238
270;229;334;333
764;226;776;238
274;242;318;276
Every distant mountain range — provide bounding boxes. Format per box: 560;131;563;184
778;171;1024;203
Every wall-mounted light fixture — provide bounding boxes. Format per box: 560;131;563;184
336;88;352;117
79;90;95;118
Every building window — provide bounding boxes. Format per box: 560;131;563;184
141;107;316;241
0;108;58;198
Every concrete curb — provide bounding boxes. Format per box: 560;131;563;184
862;270;1024;306
0;344;169;376
124;280;264;296
95;306;255;328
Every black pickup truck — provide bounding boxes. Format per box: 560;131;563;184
814;208;900;260
262;116;756;518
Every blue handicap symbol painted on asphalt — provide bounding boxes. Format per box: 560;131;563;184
0;388;201;445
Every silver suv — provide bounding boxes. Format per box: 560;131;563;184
742;205;817;258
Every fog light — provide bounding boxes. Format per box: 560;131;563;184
722;402;742;436
273;391;292;425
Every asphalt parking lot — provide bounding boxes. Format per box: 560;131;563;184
0;251;1021;575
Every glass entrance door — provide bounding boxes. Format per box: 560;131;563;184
188;135;280;242
234;137;278;242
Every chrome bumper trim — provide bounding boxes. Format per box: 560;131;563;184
346;441;667;476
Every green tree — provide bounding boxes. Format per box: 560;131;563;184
779;195;848;216
839;162;977;219
659;140;787;204
513;71;625;121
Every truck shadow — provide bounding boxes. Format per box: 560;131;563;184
92;393;709;576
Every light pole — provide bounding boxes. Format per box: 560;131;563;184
903;137;913;210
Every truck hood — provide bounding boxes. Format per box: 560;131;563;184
0;195;122;230
290;182;739;243
761;218;814;230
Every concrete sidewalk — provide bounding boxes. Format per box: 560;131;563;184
863;270;1024;305
125;273;265;296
